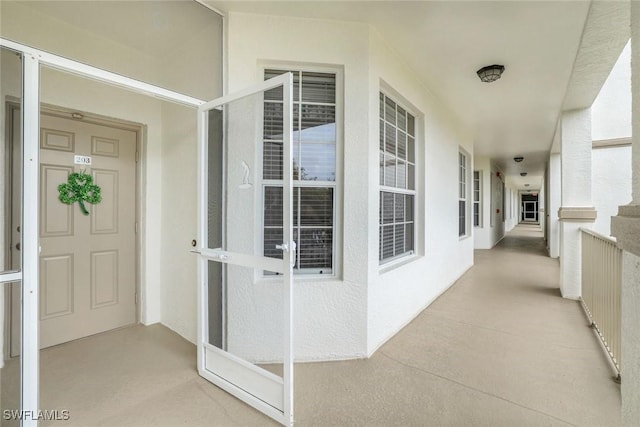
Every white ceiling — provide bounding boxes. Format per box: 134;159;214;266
208;0;621;191
12;1;628;191
13;0;217;60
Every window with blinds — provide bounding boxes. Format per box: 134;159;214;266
263;69;336;274
379;92;416;264
473;171;481;227
459;152;467;237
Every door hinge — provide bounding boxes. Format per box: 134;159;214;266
134;292;138;305
135;222;139;234
135;151;139;163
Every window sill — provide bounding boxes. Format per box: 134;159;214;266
459;234;472;241
379;253;420;275
257;273;340;284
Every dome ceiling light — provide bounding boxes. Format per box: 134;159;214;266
477;64;505;83
513;156;524;163
520;172;527;177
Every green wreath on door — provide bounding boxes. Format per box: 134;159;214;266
58;172;102;215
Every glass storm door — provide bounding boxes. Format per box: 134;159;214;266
195;73;295;426
524;201;537;221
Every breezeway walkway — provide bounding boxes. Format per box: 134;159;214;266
31;224;620;426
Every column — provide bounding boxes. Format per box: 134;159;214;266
558;108;597;299
611;3;640;425
548;152;561;258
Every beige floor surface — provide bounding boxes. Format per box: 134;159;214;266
2;224;621;426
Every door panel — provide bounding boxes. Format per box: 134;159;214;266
11;111;137;352
197;74;294;426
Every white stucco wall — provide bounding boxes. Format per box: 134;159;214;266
226;12;475;359
226;12;370;360
473;157;507;249
366;29;474;354
548;153;561;258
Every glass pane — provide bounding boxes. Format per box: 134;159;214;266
394;194;405;222
459;200;466;236
407;136;415;163
265;70;299;102
381;225;394;260
382;192;394;224
384;123;395;154
384;97;396;125
379;93;384;119
0;1;222;100
408;164;415;191
394;224;405;255
397;132;407;160
300;188;333;226
379;153;385;185
1;47;22;275
1;281;21;426
384;155;396;187
397;106;407;131
301;72;335;103
407;114;415;137
405;223;414;253
406;195;414;222
300;143;335;182
397;160;407;189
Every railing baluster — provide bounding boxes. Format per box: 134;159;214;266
580;228;621;375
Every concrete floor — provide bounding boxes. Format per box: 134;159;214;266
2;224;621;426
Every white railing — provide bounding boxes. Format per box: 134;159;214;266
581;228;622;376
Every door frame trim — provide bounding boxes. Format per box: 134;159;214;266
4;99;145;350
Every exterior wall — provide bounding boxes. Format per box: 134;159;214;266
366;29;474;355
473;157;507;249
226;12;475;359
548;153;561;258
226;12;371;360
0;3;223;344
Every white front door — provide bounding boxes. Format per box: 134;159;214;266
10;109;137;353
196;74;295;426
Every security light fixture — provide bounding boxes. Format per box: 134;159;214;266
514;156;524;163
477;64;505;83
520;172;527;177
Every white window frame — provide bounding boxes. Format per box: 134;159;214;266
259;64;343;279
379;90;417;265
458;150;470;238
473;170;482;227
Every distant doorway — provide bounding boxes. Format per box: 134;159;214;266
521;194;539;223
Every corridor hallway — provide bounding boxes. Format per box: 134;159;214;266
28;224;620;426
293;223;621;426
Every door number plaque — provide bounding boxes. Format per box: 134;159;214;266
74;155;92;166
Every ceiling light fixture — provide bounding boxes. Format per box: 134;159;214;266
520;172;527;177
477;64;505;83
524;184;530;187
513;156;524;163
